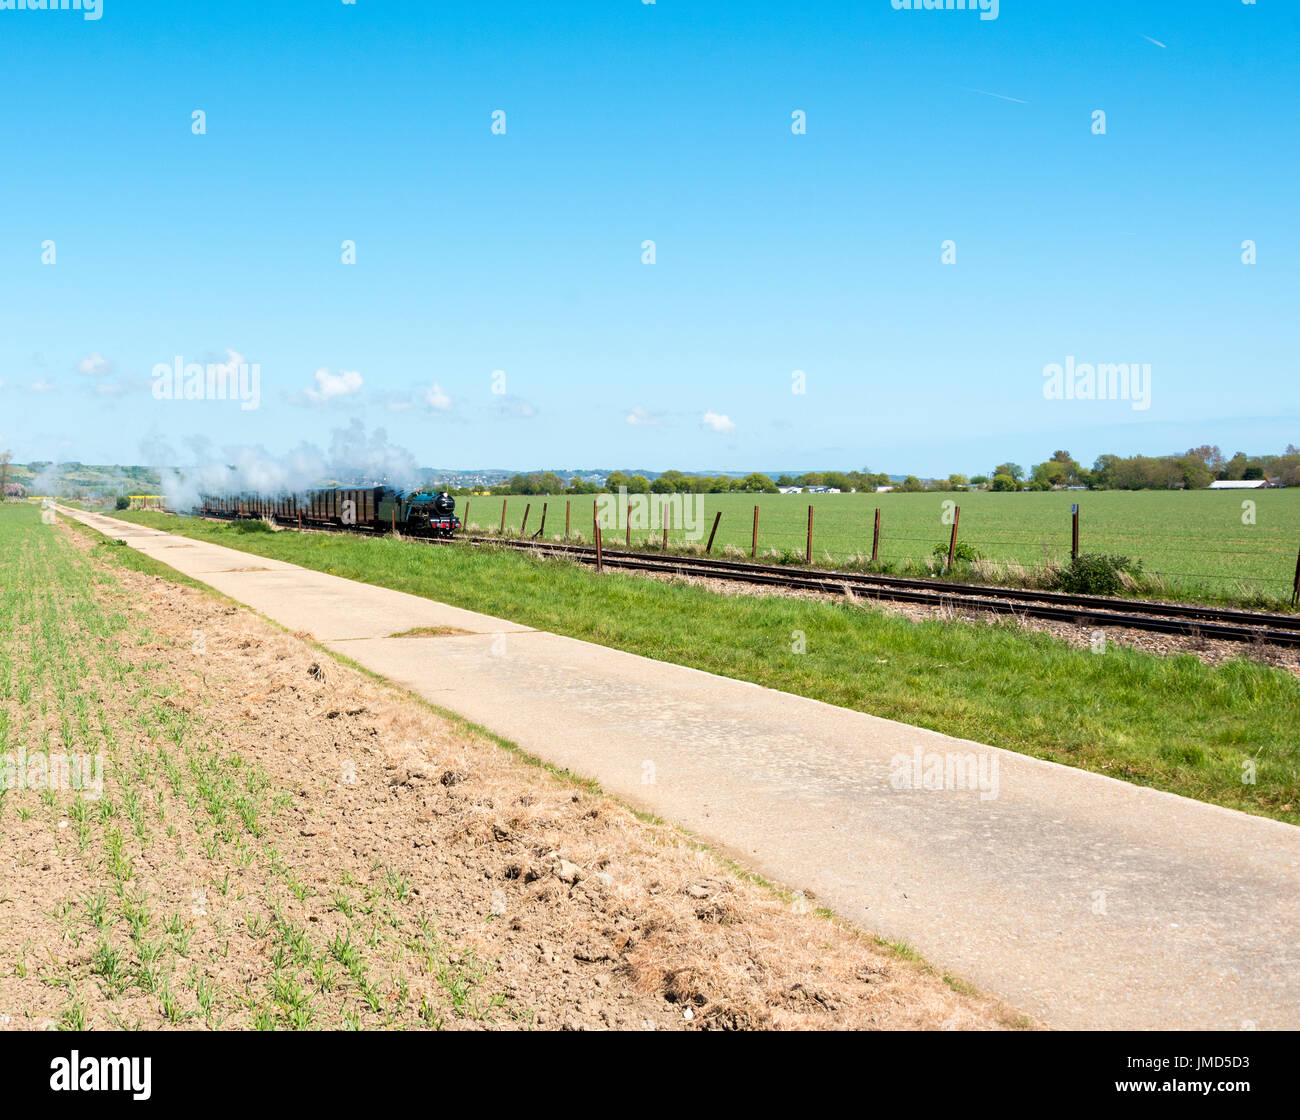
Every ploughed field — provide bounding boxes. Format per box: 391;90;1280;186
463;489;1300;609
0;504;1021;1030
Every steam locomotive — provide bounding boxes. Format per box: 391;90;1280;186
197;486;461;538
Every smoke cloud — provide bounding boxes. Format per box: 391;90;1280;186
143;421;424;511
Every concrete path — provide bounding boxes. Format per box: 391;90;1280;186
64;508;1300;1030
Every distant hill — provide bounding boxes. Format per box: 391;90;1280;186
5;462;162;496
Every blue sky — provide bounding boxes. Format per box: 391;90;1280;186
1;0;1296;478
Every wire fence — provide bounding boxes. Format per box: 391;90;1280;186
459;494;1300;603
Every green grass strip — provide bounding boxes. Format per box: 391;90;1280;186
110;510;1300;824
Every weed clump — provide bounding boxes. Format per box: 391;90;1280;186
229;518;275;534
1052;553;1143;597
931;540;982;568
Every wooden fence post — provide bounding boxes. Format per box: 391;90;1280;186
520;503;530;536
706;511;722;553
500;499;507;534
946;505;962;571
595;522;604;571
751;505;759;558
1292;544;1300;608
537;502;547;538
463;500;470;528
662;499;669;550
871;508;880;564
565;500;571;538
391;507;396;534
806;505;814;564
1071;504;1080;561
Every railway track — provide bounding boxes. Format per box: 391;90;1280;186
189;512;1300;648
452;534;1300;649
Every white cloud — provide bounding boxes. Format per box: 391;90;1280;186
701;410;735;434
77;352;111;376
214;349;247;375
424;382;451;411
305;367;364;404
625;405;657;426
30;379;54;393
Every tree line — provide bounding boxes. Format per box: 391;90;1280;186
449;445;1299;497
987;445;1299;491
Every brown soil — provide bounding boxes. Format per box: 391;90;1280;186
0;521;1031;1031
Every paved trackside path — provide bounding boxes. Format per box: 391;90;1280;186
64;508;1300;1029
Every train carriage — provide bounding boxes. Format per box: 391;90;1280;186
196;485;460;538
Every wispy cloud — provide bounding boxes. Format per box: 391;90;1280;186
424;382;451;411
304;367;364;404
702;410;735;434
959;86;1029;105
625;404;658;426
76;352;112;376
482;396;538;420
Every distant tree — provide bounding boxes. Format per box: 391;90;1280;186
652;470;692;493
993;462;1024;482
536;471;565;494
1186;445;1225;473
1173;455;1214;489
739;472;778;493
1223;452;1249;480
991;473;1018;492
1030;460;1068;488
504;473;533;495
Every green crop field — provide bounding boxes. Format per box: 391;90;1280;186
460;489;1300;608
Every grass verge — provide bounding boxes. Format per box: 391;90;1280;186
111;509;1300;824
